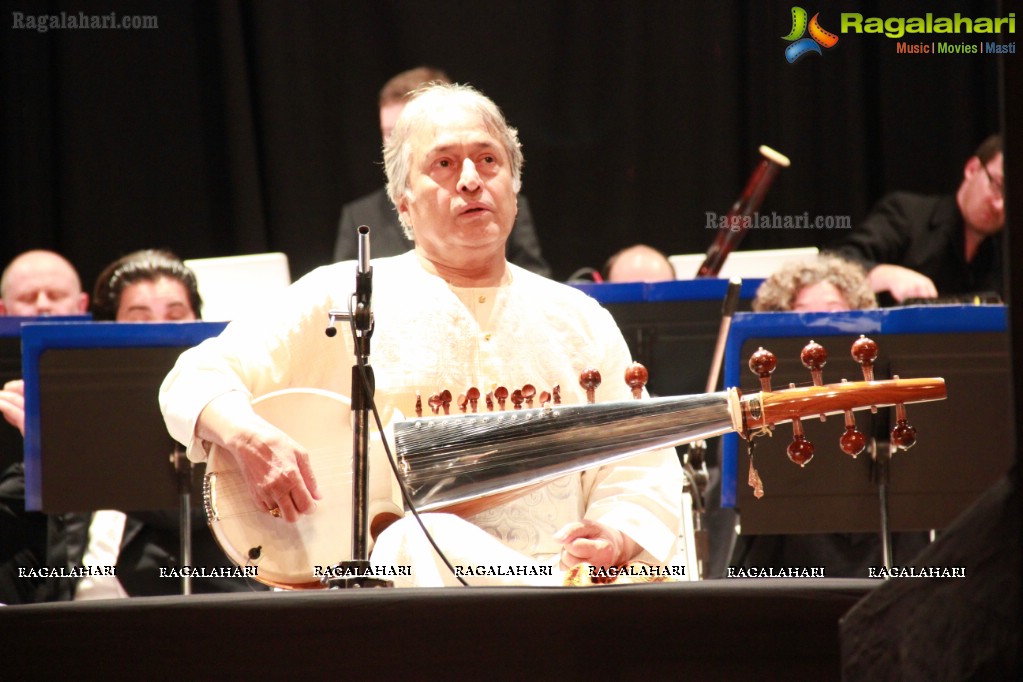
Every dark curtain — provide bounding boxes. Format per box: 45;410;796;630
1;0;1006;286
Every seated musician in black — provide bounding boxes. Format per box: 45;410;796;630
40;250;265;599
834;135;1004;304
1;250;90;604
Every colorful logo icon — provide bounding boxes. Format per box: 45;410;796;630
782;7;839;62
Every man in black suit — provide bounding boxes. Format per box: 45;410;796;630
334;67;551;278
835;134;1004;303
1;250;90;604
53;251;263;599
2;251;262;601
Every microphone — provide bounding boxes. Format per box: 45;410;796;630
357;224;371;276
354;225;373;339
324;225;372;339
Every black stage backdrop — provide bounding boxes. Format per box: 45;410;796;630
1;0;1009;287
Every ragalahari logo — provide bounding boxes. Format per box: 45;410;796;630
783;7;839;62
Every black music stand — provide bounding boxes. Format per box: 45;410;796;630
0;316;90;476
720;306;1013;568
571;279;760;397
22;321;226;594
575;279;761;578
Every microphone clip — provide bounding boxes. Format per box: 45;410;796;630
325;225;374;351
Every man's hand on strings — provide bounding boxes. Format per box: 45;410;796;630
227;423;322;523
197;392;322;523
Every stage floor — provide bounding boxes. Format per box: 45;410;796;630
2;579;875;680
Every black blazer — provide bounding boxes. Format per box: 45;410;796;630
43;509;266;601
834;192;1003;298
0;463;48;604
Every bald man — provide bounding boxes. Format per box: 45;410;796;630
0;250;89;317
2;249;87;603
605;244;676;283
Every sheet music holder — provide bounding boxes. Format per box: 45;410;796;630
0;316;90;476
669;247;819;281
720;305;1012;536
573;279;760;578
22;321;227;594
21;321;226;513
571;279;762;397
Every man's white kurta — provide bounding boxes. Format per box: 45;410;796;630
160;252;683;584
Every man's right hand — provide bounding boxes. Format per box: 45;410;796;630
867;264;939;302
0;379;26;436
197;392;322;523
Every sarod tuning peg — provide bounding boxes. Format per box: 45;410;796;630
580;369;601;404
801;340;828;422
839;410;866;457
521;384;536;408
851;335;878;381
787;420;815;466
749;347;777;392
890;375;917;451
801;340;827;386
851;335;879;413
625;362;648;399
439;390;452;415
494;386;508;410
786;382;814;466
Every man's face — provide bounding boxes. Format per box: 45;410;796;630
958;152;1005;237
116;277;197;322
398;104;517;264
0;252;87;316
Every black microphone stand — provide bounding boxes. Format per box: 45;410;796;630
171;445;192;595
684;277;742;579
323;225;392;588
869;408;895;573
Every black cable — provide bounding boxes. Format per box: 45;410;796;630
681;465;705;515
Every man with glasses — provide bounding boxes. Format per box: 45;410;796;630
835;134;1004;303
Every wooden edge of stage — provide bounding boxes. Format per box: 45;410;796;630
1;579;877;680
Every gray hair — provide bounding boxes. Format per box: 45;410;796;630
383;83;523;238
752;253;877;312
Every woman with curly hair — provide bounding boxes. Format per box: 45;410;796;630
752;253;876;312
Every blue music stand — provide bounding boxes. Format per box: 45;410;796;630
573;279;762;397
721;305;1010;539
1;316;90;475
21;321;226;513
